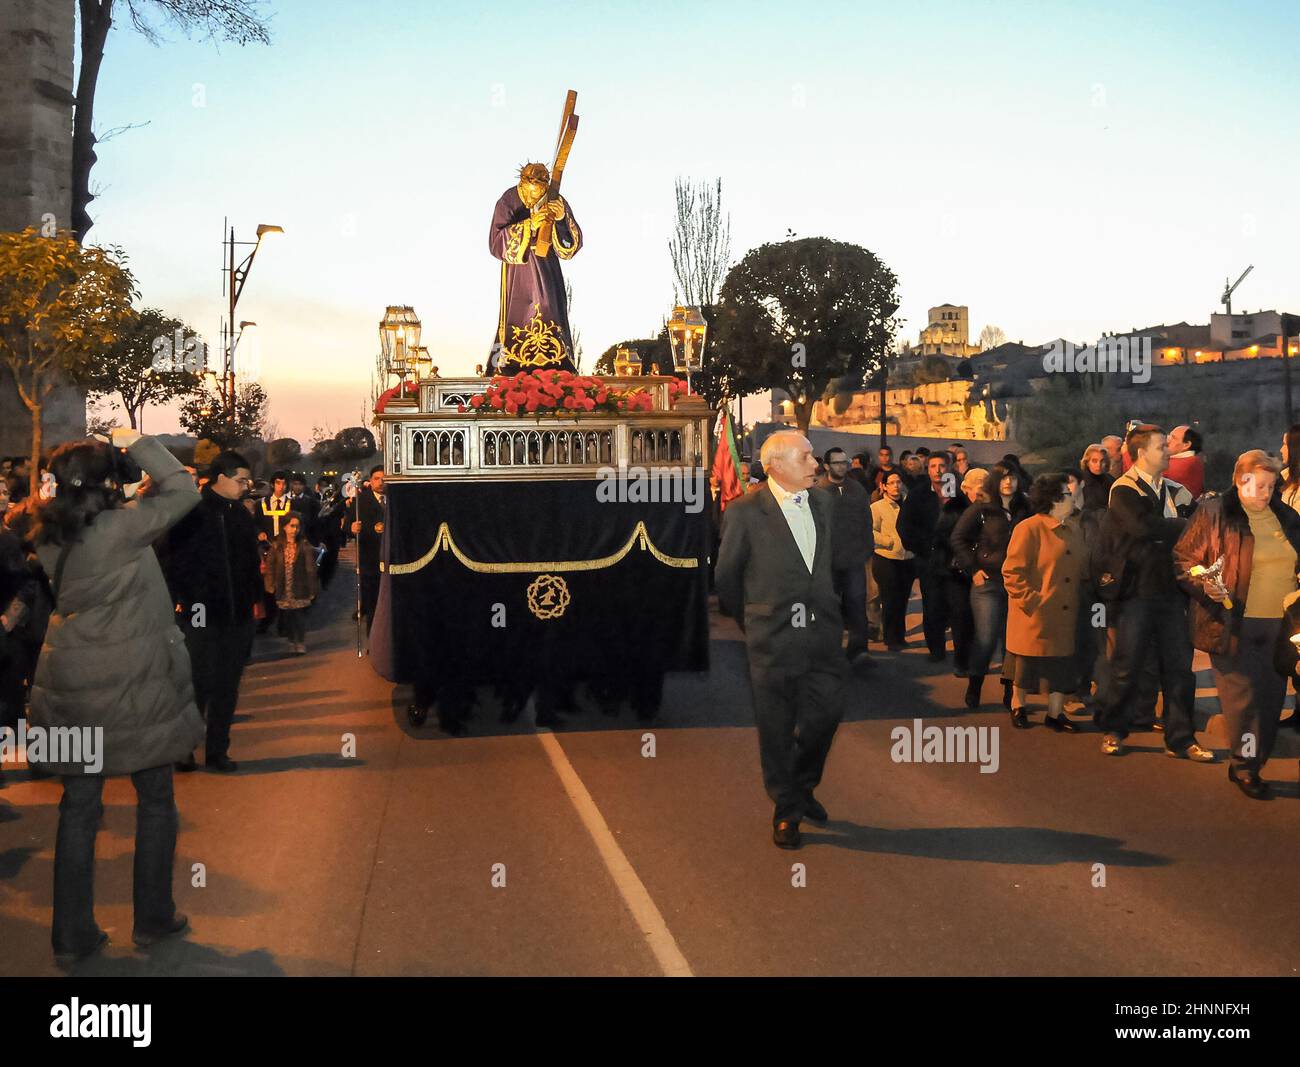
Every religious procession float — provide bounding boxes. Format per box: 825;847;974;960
367;91;714;731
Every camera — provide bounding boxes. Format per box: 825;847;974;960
109;444;143;487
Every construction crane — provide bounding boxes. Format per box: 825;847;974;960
1221;265;1254;316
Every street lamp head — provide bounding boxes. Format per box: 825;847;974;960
238;320;257;330
255;224;284;240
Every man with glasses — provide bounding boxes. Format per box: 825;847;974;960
161;452;263;773
817;447;874;664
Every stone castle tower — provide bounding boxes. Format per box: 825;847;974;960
0;0;86;457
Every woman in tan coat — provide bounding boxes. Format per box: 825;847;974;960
1001;473;1086;730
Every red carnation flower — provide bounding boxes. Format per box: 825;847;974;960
469;395;484;408
580;397;596;411
489;395;504;409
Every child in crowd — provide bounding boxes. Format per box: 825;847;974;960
263;512;319;654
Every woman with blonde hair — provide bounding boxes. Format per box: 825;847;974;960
1174;450;1300;798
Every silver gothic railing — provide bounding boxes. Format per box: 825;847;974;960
376;377;709;482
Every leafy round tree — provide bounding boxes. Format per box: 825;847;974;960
0;228;136;494
266;437;302;467
335;426;376;459
84;306;201;429
179;378;268;448
710;238;899;434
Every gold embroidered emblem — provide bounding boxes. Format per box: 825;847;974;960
500;304;568;368
527;574;570;620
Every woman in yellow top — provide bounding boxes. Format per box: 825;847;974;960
1173;451;1300;799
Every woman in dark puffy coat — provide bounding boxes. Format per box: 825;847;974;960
29;431;204;964
950;463;1029;709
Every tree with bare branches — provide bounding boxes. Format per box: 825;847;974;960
979;324;1007;351
668;177;732;308
73;0;273;242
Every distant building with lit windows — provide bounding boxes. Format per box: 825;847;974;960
1105;312;1299;365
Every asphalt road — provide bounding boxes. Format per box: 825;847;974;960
2;551;1298;977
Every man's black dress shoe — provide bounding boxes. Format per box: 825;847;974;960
1010;707;1030;729
133;912;190;947
1045;714;1079;733
964;676;983;709
804;797;828;823
1228;766;1271;800
54;929;108;967
175;755;197;773
206;755;238;773
773;820;802;849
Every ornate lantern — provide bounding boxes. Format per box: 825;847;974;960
667;305;708;375
379;305;422;383
614;345;643;376
410;345;433;381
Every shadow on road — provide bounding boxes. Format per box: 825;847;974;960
66;937;290;977
222;753;367;775
804;820;1170;866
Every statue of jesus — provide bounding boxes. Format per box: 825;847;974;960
486;162;582;374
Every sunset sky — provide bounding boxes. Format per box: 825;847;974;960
84;0;1300;442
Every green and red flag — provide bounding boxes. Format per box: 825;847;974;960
711;407;744;511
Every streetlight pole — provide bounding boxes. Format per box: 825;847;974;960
222;218;283;430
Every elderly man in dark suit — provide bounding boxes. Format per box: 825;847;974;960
716;430;851;850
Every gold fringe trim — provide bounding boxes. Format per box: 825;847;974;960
387;520;698;575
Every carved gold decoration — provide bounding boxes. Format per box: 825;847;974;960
502;219;531;265
387;520;699;575
526;574;570;620
553;212;581;261
498;303;568;369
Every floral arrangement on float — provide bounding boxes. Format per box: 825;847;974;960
460;369;692;415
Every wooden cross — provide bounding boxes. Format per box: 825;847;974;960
534;89;578;258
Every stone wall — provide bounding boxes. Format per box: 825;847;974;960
812;379;1008;441
0;0;83;458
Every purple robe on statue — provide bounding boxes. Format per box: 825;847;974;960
486;186;583;374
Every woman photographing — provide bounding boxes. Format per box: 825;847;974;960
29;430;204;964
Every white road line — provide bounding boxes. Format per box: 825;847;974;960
536;730;693;978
